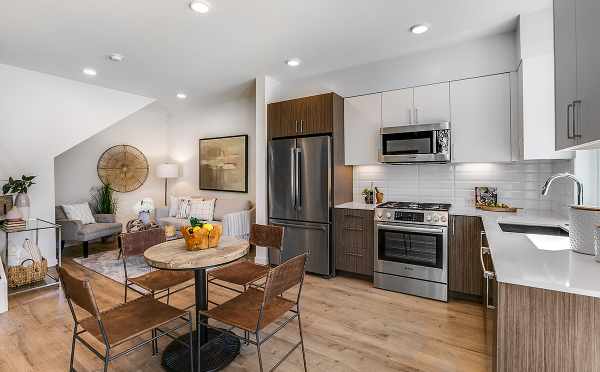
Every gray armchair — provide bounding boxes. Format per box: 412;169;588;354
55;206;122;258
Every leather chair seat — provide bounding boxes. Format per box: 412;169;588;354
129;270;194;293
206;288;295;332
209;260;270;287
79;295;186;346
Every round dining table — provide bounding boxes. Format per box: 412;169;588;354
144;236;250;372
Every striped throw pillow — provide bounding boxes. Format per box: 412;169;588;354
175;199;191;219
189;199;215;221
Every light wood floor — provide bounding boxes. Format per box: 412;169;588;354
0;244;492;372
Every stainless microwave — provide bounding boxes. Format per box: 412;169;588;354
378;122;450;164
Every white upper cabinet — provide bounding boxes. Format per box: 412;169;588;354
516;9;573;159
381;88;412;127
344;93;381;165
450;74;512;163
554;0;600;149
413;83;450;124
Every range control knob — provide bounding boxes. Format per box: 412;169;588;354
385;212;392;219
440;215;448;223
376;211;383;219
433;215;440;223
425;215;432;222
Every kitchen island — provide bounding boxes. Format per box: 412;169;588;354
451;207;600;372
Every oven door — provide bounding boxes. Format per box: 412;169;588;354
375;223;448;283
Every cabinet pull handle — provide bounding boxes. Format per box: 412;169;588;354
567;103;574;139
409;108;413;124
480;232;496;310
300;119;304;132
573;100;582;138
414;107;419;124
295;120;299;133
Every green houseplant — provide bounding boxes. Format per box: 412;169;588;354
91;183;118;215
2;175;36;219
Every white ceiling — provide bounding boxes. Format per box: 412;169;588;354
0;0;551;102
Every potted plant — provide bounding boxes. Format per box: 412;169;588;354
362;187;374;204
133;198;155;225
91;183;118;222
2;175;36;219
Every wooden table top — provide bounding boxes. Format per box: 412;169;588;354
144;236;249;270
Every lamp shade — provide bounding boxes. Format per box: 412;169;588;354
156;163;179;179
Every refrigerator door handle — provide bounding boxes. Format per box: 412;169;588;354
296;148;302;209
290;147;296;209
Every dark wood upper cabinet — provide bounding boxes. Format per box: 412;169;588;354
268;93;337;139
334;208;374;277
448;215;484;298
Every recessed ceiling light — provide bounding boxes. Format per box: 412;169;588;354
82;68;97;76
410;24;430;34
189;0;210;13
108;53;124;62
286;58;302;67
176;93;187;99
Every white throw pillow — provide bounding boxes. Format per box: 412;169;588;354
169;196;193;217
62;203;96;224
189;199;215;221
175;198;192;219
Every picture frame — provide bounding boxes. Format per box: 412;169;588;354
199;135;248;193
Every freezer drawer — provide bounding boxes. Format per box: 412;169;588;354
269;219;331;276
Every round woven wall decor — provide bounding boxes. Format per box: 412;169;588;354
97;145;149;193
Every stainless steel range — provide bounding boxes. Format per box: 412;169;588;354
374;201;450;302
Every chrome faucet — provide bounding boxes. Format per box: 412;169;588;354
541;173;583;205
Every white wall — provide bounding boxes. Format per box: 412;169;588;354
167;92;256;202
55;103;169;223
0;64;153;266
271;32;517;101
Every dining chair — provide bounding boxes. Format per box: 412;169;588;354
121;228;194;305
200;253;308;372
208;223;284;295
58;266;193;372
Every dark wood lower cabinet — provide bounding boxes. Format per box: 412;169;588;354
448;215;484;298
496;282;600;371
334;208;374;277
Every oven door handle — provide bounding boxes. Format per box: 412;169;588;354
377;224;444;235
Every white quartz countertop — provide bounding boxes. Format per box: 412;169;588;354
451;207;600;298
334;202;376;210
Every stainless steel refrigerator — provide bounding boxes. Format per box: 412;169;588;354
268;136;332;276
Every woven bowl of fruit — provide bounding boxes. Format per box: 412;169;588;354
181;217;223;251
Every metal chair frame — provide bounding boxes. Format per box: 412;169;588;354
200;255;308;372
60;270;194;372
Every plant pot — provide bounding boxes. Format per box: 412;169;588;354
363;195;374;204
14;193;30;220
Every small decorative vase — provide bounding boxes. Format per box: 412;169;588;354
376;191;384;204
364;195;374;204
14;193;30;220
138;211;151;225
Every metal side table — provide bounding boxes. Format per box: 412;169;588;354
2;218;62;296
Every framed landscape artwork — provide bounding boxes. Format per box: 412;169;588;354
199;135;248;193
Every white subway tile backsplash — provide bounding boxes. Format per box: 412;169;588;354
353;160;574;213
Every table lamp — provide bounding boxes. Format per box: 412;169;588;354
156;163;179;205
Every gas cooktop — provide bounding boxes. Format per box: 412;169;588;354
376;201;452;211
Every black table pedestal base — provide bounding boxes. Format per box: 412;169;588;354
161;328;241;372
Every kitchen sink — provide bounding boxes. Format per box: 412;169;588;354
499;223;569;237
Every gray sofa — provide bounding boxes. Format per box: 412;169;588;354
156;198;255;238
55;205;122;258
